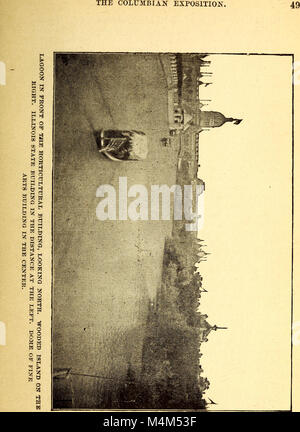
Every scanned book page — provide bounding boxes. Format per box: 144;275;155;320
0;0;299;412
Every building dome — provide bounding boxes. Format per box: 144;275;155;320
199;111;242;128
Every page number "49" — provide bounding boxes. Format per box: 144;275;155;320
291;1;300;8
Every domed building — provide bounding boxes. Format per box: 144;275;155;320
199;111;242;128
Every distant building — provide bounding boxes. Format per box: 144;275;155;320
171;54;243;135
173;54;242;235
198;317;228;343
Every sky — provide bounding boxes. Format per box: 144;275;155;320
196;54;292;410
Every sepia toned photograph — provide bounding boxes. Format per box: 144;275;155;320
52;52;292;410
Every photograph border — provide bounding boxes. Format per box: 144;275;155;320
51;51;294;412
